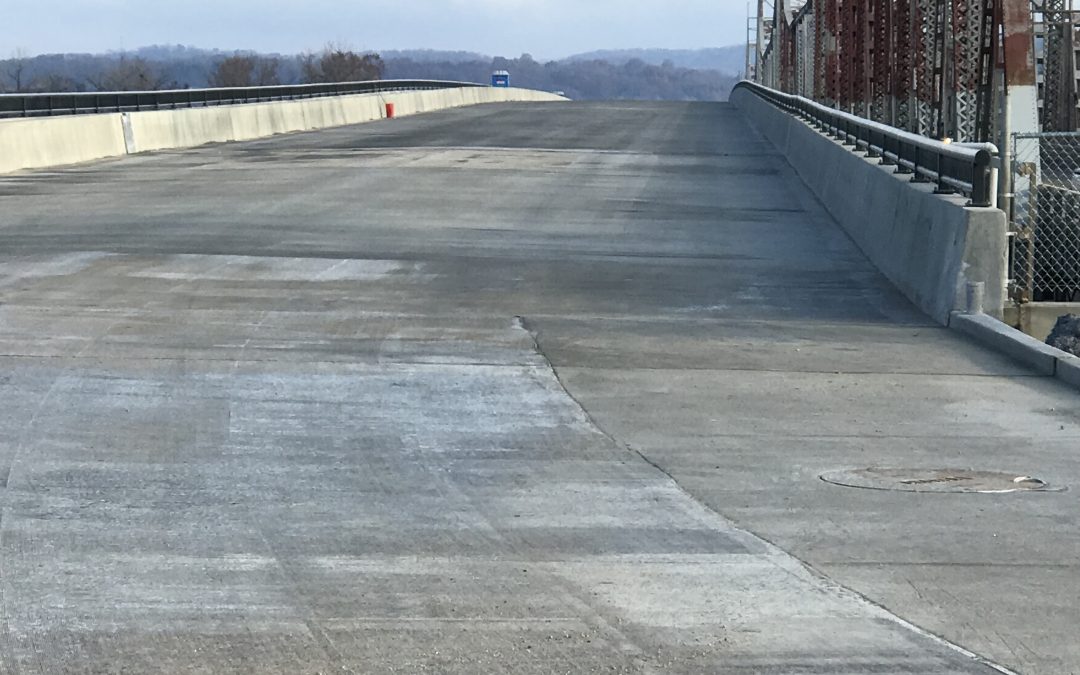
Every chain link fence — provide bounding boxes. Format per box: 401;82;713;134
1011;132;1080;302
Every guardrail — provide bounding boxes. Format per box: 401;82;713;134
733;81;998;208
0;79;484;120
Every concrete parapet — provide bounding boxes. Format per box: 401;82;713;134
731;87;1008;325
0;114;128;174
1;86;567;173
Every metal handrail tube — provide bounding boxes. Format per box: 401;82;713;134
0;79;484;120
733;80;998;207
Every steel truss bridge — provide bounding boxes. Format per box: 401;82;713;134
749;0;1080;307
748;0;1080;141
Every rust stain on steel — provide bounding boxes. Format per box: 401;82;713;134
1003;0;1036;85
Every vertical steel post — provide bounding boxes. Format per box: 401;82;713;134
825;0;842;106
974;0;1000;142
757;0;771;82
839;0;857;111
747;4;757;80
931;0;949;138
915;0;938;135
1001;0;1037;128
951;0;986;140
1043;0;1070;130
895;0;915;130
814;0;828;101
871;0;895;124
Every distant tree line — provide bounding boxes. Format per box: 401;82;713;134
206;50;385;88
384;54;737;101
0;45;385;93
0;45;736;101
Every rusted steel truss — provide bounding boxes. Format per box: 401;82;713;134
1042;2;1079;131
756;0;1023;141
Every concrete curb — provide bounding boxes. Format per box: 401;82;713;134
1057;356;1080;389
949;311;1080;390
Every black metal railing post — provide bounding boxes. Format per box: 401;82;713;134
969;149;993;207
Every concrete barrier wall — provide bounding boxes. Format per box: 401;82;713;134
0;114;128;174
124;93;374;153
0;86;566;174
731;86;1008;324
125;87;563;154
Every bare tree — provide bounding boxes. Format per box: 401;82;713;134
209;55;280;88
210;55;255;87
88;57;169;91
301;45;383;83
253;57;280;86
299;52;320;83
29;73;81;93
4;48;31;93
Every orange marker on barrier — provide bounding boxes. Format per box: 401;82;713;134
385;102;395;119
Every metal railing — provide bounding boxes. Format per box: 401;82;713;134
734;81;998;208
0;79;484;119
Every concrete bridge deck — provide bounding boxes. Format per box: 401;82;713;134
0;101;1077;673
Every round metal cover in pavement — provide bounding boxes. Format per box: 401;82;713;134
820;468;1064;494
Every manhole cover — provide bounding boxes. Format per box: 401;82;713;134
820;468;1064;494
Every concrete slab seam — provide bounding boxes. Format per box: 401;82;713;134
630;434;1025;675
788;557;1022;675
522;307;1031;674
541;364;1024;673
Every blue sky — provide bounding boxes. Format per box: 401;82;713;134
3;0;748;59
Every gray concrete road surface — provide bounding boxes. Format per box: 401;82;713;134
0;101;1076;673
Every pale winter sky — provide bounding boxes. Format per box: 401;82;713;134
2;0;748;59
